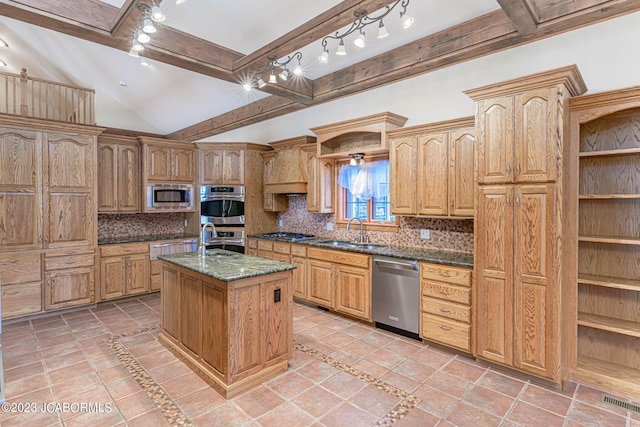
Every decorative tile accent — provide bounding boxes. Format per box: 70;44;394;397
98;213;185;240
278;195;473;253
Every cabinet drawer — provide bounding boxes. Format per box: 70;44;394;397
307;248;370;269
271;253;291;263
421;262;471;287
422;281;470;305
100;242;149;257
290;245;306;257
422;314;471;352
151;259;163;275
422;296;470;323
0;252;41;284
2;282;42;319
45;253;95;271
273;242;291;254
246;249;258;257
247;239;258;249
257;240;273;251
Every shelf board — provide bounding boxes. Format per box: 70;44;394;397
578;313;640;338
579;148;640;158
575;356;640;390
578;235;640;245
579;194;640;200
578;273;640;291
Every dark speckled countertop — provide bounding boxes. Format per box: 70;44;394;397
249;234;474;268
158;249;296;282
98;233;199;245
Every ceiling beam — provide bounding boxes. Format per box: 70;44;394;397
496;0;540;34
4;0;117;31
171;0;640;140
232;0;393;73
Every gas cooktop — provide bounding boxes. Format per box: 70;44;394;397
257;232;316;242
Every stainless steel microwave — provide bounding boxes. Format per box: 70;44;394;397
146;183;194;211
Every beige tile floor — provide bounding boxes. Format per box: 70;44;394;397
1;293;639;426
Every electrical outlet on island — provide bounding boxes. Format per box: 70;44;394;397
420;229;431;239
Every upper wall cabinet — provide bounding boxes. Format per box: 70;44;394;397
388;117;476;218
139;137;195;183
301;144;334;213
311;112;407;158
97;135;140;213
263;136;315;195
199;145;245;185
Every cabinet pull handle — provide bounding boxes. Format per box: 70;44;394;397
516;161;521;176
451;199;454;209
128;260;131;267
438;308;453;313
64;261;76;265
439;273;451;277
507;195;511;207
516;195;521;207
5;291;18;295
439;325;453;331
122;262;125;268
507;162;511;176
47;279;51;287
439;291;452;295
6;259;17;263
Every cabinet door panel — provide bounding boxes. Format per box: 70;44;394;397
335;265;371;320
48;193;93;247
417;133;448;216
307;259;334;309
161;264;180;339
476;186;513;365
450;128;475;217
97;143;117;212
46;134;93;190
223;149;244;185
180;272;201;355
146;146;171;181
101;256;125;300
0;193;41;250
126;254;149;295
513;184;557;379
389;136;417;215
230;283;261;377
201;149;224;185
118;144;140;212
291;256;307;299
477;98;514;184
45;267;94;310
515;89;558;183
264;277;292;361
202;280;227;374
172;148;194;182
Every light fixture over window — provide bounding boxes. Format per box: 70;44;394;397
318;0;412;63
242;52;305;92
349;153;366;166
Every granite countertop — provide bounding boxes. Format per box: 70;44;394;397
98;233;199;245
249;234;474;268
158;249;296;282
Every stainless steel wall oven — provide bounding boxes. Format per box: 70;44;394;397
200;185;245;226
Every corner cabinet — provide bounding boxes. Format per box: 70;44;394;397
567;87;640;399
97;135;140;213
388;117;475;217
466;66;587;383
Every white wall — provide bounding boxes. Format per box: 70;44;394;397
200;11;640;144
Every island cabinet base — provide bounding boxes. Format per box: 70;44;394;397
159;261;293;398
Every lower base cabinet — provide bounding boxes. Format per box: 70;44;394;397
44;247;96;310
0;251;43;319
420;262;473;353
99;242;150;300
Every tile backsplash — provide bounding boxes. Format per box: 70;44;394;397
98;213;185;240
278;196;473;253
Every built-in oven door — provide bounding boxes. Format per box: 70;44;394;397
200;199;245;226
203;228;245;253
205;242;245;254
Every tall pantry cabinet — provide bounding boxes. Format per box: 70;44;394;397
0;116;103;318
567;87;640;398
465;66;587;382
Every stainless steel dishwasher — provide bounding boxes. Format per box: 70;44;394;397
372;255;420;339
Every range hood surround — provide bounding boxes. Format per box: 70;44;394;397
264;135;316;195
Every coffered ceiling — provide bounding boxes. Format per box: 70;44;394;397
0;0;638;140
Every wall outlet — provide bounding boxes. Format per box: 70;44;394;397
278;219;283;227
184;219;188;227
420;229;431;239
326;223;333;231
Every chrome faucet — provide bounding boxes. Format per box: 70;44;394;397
199;222;217;257
346;217;366;244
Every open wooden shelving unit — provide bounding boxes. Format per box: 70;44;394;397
569;92;640;398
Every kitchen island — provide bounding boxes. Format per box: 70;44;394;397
158;250;295;398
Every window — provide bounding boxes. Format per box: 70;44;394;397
337;158;396;228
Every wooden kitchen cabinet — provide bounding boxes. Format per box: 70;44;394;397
302;145;335;213
97;135;140;213
262;152;287;212
0;252;42;319
388;117;475;217
44;247;96;310
290;245;307;300
307;247;371;320
99;242;150;300
420;262;473;352
467;66;586;383
0;127;42;251
200;146;245;185
140;138;195;183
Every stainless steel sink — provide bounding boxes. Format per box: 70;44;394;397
315;240;384;250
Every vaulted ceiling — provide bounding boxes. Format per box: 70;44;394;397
0;0;638;140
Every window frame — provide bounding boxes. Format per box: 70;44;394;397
335;156;399;232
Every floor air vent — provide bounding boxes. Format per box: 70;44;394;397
601;394;640;413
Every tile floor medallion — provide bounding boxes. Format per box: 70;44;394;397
2;293;640;427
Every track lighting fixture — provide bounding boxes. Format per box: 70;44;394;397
150;2;165;22
242;52;305;92
319;0;412;63
129;2;170;57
